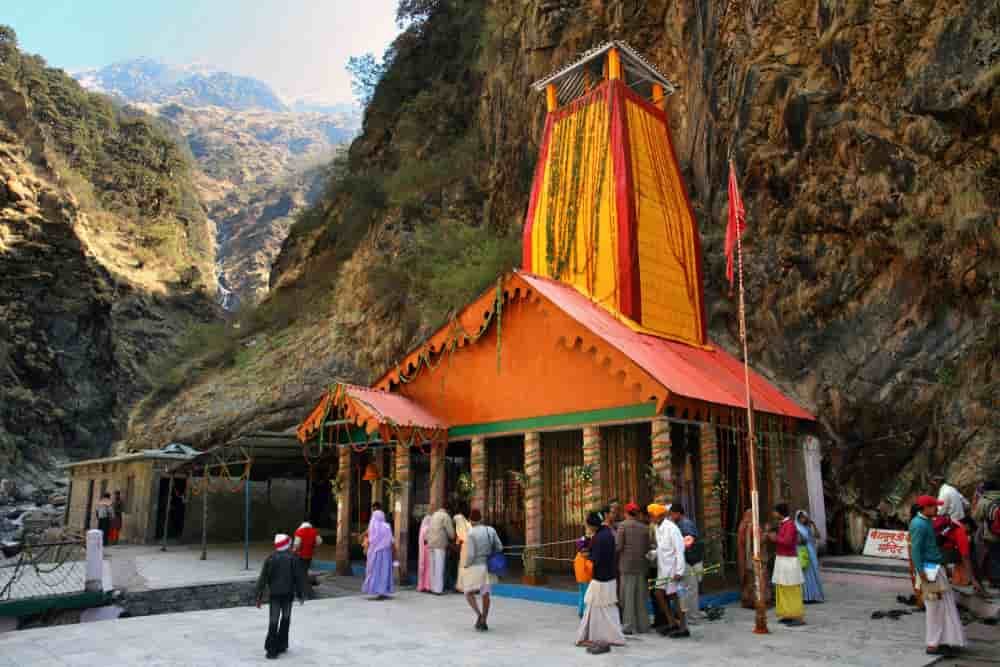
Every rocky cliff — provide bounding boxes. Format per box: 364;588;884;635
151;103;350;307
127;1;998;541
0;31;218;493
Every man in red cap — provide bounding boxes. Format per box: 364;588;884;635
256;533;306;659
909;495;966;656
615;502;650;634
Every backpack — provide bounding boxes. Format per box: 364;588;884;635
988;501;1000;537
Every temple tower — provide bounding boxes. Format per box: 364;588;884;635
522;42;707;347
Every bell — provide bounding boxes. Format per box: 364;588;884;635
362;463;380;481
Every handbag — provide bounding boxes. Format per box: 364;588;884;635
797;545;810;569
486;527;507;575
573;552;594;583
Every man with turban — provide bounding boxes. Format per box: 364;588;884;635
648;503;690;638
256;533;306;659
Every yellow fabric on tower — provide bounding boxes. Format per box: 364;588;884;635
626;99;704;345
531;92;618;312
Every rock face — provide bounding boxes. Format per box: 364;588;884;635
149;103;348;308
0;34;218;494
132;1;997;538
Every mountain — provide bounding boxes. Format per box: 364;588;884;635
73;58;288;112
126;0;997;546
0;30;219;492
73;60;360;308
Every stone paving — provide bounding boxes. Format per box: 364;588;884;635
104;542;339;592
5;569;992;667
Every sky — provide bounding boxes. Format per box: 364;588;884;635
3;0;400;104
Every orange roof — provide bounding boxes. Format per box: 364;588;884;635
518;273;814;421
373;272;813;423
297;383;447;443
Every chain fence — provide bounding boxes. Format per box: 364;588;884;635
0;539;87;602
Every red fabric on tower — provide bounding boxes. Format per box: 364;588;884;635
725;161;746;287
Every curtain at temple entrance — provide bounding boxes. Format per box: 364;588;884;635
445;441;471;514
486;436;525;548
542;430;585;567
670;422;702;527
600;423;652;507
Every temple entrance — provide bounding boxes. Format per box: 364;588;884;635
600;423;652;506
670;422;702;529
485;436;524;548
444;441;471;514
541;430;585;567
155;477;188;539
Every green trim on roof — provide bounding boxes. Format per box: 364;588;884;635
448;402;658;438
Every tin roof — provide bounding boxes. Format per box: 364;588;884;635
518;273;815;420
297;383;448;443
531;41;676;104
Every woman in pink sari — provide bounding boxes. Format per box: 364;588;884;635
417;514;432;592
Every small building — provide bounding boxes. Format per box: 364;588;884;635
62;443;198;544
298;43;820;583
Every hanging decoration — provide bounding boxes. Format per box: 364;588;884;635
456;472;476;500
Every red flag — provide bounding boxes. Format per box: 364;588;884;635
725;161;746;288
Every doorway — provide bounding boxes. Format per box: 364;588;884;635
155;478;188;540
485;436;524;548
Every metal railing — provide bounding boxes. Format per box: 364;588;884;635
0;539;87;602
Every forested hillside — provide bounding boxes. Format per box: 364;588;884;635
127;1;997;543
0;27;218;490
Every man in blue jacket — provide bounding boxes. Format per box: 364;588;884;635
909;495;965;657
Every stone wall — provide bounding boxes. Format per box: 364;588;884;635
119;581;257;618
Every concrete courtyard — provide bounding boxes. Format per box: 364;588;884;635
4;569;995;667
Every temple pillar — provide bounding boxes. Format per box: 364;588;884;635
700;419;723;562
430;442;446;511
651;416;673;504
582;426;603;510
470;436;487;513
522;431;544;585
335;446;352;575
393;443;411;581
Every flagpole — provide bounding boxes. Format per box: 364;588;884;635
731;158;769;635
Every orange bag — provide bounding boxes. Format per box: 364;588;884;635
574;552;593;583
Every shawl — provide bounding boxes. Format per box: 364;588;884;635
366;510;393;554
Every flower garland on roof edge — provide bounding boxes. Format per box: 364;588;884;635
394;276;507;386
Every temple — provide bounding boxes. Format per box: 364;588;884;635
298;42;819;582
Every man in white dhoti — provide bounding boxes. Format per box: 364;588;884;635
648;503;690;638
426;505;455;595
910;494;966;657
